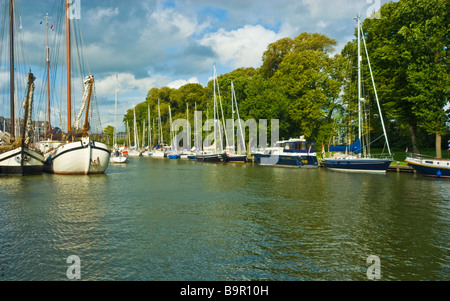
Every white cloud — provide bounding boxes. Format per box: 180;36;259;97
200;25;280;69
167;77;199;89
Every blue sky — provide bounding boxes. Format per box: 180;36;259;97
2;0;396;132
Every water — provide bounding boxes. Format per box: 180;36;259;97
0;158;448;281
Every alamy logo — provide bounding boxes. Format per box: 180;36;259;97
366;0;381;19
67;0;81;20
366;255;381;279
66;255;81;279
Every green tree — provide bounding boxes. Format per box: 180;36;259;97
363;0;450;157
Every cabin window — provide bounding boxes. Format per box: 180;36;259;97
425;161;433;164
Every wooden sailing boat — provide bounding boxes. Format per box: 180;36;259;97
0;0;45;175
110;74;127;164
43;0;110;174
322;15;392;173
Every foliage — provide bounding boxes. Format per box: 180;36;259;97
122;0;449;155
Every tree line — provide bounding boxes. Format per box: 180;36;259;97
115;0;449;157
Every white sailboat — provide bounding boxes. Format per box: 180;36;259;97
152;99;166;158
43;1;110;174
0;0;44;175
227;80;247;163
143;104;152;156
322;15;392;173
196;65;228;163
127;107;142;157
110;75;127;164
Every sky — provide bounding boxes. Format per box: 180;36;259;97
3;0;397;132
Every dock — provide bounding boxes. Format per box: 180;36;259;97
387;162;415;173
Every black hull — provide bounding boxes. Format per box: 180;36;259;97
228;155;247;163
0;164;43;176
196;153;228;163
0;147;44;176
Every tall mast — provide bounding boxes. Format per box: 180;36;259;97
213;64;217;153
357;15;362;147
45;13;51;134
9;0;15;139
113;74;118;148
66;0;72;133
148;104;151;149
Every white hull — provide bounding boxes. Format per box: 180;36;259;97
44;137;110;175
127;149;142;157
110;155;128;164
152;150;166;158
0;146;45;175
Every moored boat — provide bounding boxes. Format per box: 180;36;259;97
255;137;318;168
405;154;450;178
322;15;392;173
196;152;228;163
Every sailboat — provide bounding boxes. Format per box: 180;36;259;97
179;103;192;160
227;81;247;163
43;1;110;174
196;65;228;163
322;15;392;173
0;0;45;175
142;104;152;156
167;105;179;159
110;75;127;164
127;107;142;157
152;99;166;158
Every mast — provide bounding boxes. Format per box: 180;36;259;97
45;13;51;134
357;15;362;149
232;81;245;154
361;27;392;156
113;74;118;148
213;65;217;153
66;0;72;133
186;103;189;151
133;107;137;148
148;104;151;149
9;0;15;139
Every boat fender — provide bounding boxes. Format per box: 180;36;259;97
437;170;442;177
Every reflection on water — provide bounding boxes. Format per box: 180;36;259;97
0;158;449;280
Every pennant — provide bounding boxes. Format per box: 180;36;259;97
40;20;43;24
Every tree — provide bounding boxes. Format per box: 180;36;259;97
363;0;450;157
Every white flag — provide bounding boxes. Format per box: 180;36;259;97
68;0;81;20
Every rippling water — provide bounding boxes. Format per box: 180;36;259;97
0;158;449;281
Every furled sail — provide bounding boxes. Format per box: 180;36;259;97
74;74;94;130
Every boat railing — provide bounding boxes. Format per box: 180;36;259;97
366;153;394;160
408;153;434;160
